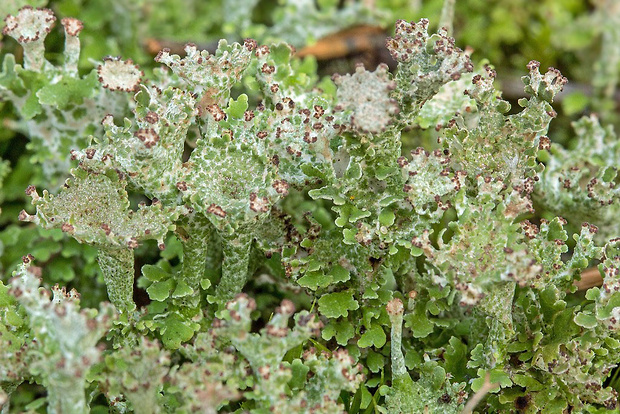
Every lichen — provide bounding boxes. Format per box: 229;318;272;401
2;9;620;413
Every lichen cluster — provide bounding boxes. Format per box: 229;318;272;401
2;5;620;413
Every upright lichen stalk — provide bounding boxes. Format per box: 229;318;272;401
2;6;55;71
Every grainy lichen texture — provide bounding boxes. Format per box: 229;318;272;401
3;5;620;414
0;7;133;190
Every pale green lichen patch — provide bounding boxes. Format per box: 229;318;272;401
97;56;143;92
384;298;468;413
333;63;398;134
399;147;461;217
441;62;565;185
18;165;180;314
75;84;196;203
411;177;530;305
6;260;114;414
209;293;363;411
155;40;254;107
215;294;322;371
96;338;170;414
0;7;131;187
387;18;474;125
20;167;177;249
536;115;620;240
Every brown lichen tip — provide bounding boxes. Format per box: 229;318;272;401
2;6;56;43
134;128;160;148
61;222;75;233
249;192;270;213
276;299;295;315
526;60;540;71
205;104;226;121
207;203;227;218
22;253;35;264
538;136;551;151
60;17;83;37
272;179;289;196
24;184;41;201
144;111;159;124
333;348;354;365
255;45;270;58
97;56;143;92
18;209;31;222
243;38;257;51
386;298;404;316
101;114;115;126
